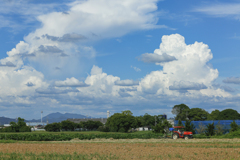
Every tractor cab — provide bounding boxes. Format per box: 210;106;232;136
172;126;193;140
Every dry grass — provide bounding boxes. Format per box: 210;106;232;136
0;139;240;159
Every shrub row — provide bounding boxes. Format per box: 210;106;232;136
0;133;163;141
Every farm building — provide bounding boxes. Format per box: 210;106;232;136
138;126;151;131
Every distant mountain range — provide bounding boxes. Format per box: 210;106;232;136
0;112;92;125
0;117;17;125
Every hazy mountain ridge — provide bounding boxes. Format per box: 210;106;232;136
0;112;90;124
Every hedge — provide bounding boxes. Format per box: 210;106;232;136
0;133;163;141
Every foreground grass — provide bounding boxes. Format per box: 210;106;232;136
0;152;119;160
0;131;153;135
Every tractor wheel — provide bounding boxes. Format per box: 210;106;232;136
184;136;189;140
172;133;178;140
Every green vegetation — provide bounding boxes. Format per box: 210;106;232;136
205;123;215;136
230;120;239;132
0;131;163;141
177;120;183;126
184;120;196;134
0;118;31;133
105;111;137;132
172;104;240;121
171;104;190;121
152;119;172;134
45;120;103;132
0;152;119;160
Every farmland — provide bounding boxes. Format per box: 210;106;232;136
0;131;240;159
0;139;240;159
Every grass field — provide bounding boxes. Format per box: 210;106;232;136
0;139;240;159
0;131;152;135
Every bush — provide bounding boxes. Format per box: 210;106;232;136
19;126;31;132
118;128;126;133
230;120;239;132
205;123;215;136
185;120;196;134
0;132;163;141
44;123;61;132
0;127;14;132
97;126;109;132
152;119;172;134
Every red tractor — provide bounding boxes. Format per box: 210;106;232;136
172;126;193;140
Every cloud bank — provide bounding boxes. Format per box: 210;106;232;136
0;0;239;119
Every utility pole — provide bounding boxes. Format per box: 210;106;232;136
155;115;156;126
41;111;43;124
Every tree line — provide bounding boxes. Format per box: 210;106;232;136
172;104;240;121
45;110;169;132
44;120;104;132
99;110;171;133
0;117;31;132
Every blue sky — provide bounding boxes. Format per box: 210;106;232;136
0;0;240;120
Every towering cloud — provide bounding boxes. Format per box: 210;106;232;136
139;34;226;97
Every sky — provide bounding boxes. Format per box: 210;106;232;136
0;0;240;120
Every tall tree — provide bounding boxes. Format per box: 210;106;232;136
188;108;209;121
105;113;137;132
185;120;196;134
61;120;75;131
205;123;215;136
218;109;240;120
121;110;133;116
152;119;172;134
142;113;155;126
172;104;190;121
230;120;239;132
207;110;220;120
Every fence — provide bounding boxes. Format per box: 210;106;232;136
174;120;240;134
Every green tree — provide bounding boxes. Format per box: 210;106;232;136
205;123;215;136
135;114;164;127
10;122;19;132
105;113;137;132
135;116;144;128
83;120;103;130
142;113;155;126
207;110;220;120
184;120;196;134
230;120;239;132
219;109;240;120
121;110;133;116
177;120;184;126
152;119;172;134
172;104;190;121
1;117;31;132
44;123;61;132
61;120;75;131
188;108;209;121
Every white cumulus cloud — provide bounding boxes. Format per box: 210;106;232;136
139;33;224;97
55;77;89;87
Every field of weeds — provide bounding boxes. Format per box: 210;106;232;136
0;139;240;159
